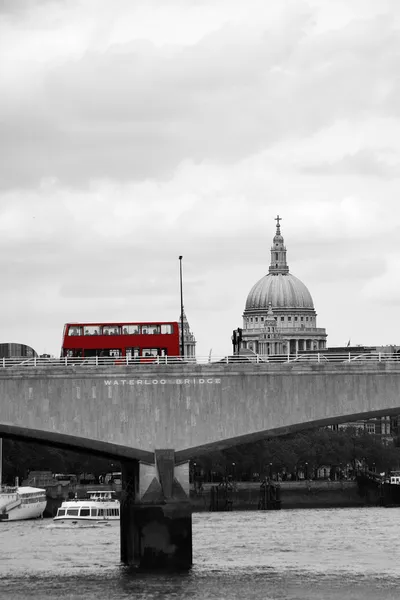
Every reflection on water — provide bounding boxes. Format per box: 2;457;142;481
1;508;400;599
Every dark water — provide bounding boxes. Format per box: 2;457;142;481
1;508;400;599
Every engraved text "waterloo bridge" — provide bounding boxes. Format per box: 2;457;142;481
104;378;222;386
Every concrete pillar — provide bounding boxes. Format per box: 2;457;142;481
120;450;192;569
120;459;139;565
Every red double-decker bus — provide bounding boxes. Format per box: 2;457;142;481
61;321;180;361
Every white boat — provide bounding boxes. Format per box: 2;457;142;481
0;485;47;521
53;490;120;525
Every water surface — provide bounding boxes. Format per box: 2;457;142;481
1;507;399;599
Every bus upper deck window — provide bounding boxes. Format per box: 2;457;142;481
103;325;120;336
142;325;160;335
69;327;82;336
122;325;140;335
84;325;100;336
161;324;173;334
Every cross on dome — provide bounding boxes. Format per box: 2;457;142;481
275;215;282;233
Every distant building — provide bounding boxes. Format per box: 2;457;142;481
178;310;196;358
0;343;37;358
241;216;327;355
332;416;393;439
238;216;398;442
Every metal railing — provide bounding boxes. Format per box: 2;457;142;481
0;352;399;369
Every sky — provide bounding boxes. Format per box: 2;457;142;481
1;0;400;358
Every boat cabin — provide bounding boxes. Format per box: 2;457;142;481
56;505;120;518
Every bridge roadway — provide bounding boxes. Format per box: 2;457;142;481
1;362;400;459
1;361;400;568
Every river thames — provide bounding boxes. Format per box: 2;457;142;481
1;507;399;599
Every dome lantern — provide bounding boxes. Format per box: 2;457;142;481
269;215;289;275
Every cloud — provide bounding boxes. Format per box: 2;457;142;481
2;3;400;188
0;1;400;357
301;149;400;178
362;255;400;305
0;0;56;15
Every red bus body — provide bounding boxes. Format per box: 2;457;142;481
61;321;180;360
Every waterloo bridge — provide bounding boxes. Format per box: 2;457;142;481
1;357;400;568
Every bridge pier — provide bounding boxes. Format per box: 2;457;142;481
120;450;192;569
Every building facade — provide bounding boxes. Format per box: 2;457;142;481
0;343;37;358
178;310;196;358
241;216;327;356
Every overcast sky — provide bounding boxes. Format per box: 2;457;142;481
1;0;400;358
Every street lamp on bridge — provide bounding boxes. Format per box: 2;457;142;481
179;256;185;359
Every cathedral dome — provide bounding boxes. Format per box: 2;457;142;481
245;273;314;310
240;216;327;356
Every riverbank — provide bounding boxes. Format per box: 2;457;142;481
43;479;380;517
189;480;380;511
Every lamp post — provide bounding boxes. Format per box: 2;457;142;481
179;256;185;358
192;461;197;486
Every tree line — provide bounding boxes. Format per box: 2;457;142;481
1;439;117;484
2;427;400;484
190;428;400;482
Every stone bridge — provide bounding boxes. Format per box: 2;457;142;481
1;362;400;568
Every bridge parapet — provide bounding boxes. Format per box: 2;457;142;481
0;350;399;369
2;359;400;377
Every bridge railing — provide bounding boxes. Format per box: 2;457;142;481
0;352;399;368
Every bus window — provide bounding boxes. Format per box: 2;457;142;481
161;324;173;334
142;325;160;335
64;349;82;358
84;325;100;336
109;349;121;357
126;347;140;359
103;325;120;336
122;324;140;335
142;348;159;357
68;326;82;336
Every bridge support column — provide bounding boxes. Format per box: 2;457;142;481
120;450;192;569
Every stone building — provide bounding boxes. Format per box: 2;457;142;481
241;216;327;356
178;310;196;358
